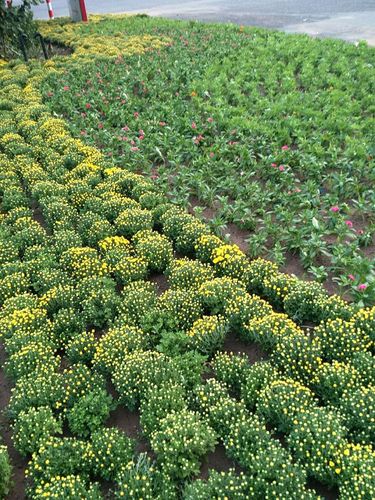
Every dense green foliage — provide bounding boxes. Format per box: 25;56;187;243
0;0;43;59
42;15;375;304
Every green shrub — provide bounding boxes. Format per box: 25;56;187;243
167;258;214;290
186;315;227;355
112;351;175;410
198;276;247;314
0;445;12;499
211;351;250;392
12;406;62;456
93;324;149;374
91;428;135;481
32;475;102;500
67;388;115;438
339;386;375;443
225;416;311;499
150;410;217;479
26;437;93;485
115;454;177;500
115;208;153;238
183;469;250;499
315;318;372;362
133;229;173;272
140;382;187;436
115;280;157;327
241;361;280;410
257;379;317;433
287;407;347;486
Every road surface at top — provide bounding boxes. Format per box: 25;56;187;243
31;0;375;46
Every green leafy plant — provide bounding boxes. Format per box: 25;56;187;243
12;406;62;456
150;410;217;479
67;388;115;438
0;444;12;499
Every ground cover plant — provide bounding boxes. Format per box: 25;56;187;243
0;13;374;500
39;15;375;305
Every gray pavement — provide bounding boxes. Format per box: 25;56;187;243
30;0;375;46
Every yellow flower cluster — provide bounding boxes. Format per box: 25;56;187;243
38;18;170;60
98;235;130;252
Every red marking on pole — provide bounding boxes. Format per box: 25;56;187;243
46;0;54;19
79;0;88;22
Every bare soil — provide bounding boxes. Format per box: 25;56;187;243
222;330;267;364
199;443;240;479
149;272;169;295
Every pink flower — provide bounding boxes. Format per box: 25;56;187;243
81;112;87;118
330;206;340;213
345;220;353;228
85;103;91;109
131;147;139;152
207;117;214;123
139;129;145;136
121;99;126;105
159;121;166;127
122;126;130;132
271;163;277;168
279;165;285;172
348;274;355;281
80;130;87;136
63;86;70;91
98;123;103;129
139;135;145;141
191;122;197;130
47;91;53;97
134;112;139;118
357;229;364;235
358;284;367;291
282;145;289;151
209;152;215;158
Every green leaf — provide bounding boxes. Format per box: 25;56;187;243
312;217;320;230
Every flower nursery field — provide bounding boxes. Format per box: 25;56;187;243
0;14;374;500
39;15;375;305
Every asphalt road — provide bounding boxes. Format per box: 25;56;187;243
30;0;375;45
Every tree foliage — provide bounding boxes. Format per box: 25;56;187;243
0;0;43;59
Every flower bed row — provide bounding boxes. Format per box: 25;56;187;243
0;37;374;500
